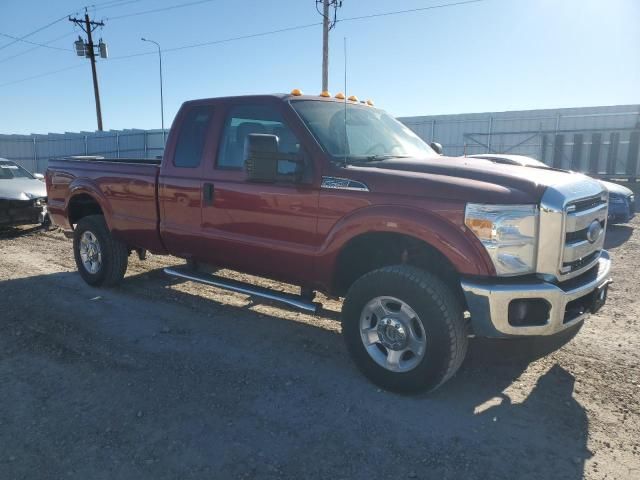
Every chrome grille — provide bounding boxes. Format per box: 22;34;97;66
561;195;607;276
537;176;608;281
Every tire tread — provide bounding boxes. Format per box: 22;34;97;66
342;265;468;392
73;215;128;287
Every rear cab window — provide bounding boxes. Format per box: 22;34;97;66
173;105;214;168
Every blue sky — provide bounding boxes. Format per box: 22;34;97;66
1;0;638;134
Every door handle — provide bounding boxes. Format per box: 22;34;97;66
203;183;215;206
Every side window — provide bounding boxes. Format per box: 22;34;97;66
217;104;300;171
173;105;213;168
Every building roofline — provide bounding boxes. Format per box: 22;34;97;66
398;103;640;121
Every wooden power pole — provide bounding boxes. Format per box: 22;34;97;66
317;1;343;93
69;12;107;131
322;0;330;93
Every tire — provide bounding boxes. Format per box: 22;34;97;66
342;265;468;393
73;215;128;287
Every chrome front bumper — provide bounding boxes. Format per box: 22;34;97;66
461;251;612;337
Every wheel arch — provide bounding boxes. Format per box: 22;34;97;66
66;182;112;229
319;205;494;296
332;231;464;301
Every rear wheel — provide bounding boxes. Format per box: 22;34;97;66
342;265;468;393
73;215;128;287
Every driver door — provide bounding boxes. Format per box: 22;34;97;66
199;101;320;285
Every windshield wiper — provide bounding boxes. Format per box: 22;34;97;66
363;154;412;162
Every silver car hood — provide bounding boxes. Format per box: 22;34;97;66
600;180;633;196
0;177;47;200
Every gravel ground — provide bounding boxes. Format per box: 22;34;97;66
0;219;638;480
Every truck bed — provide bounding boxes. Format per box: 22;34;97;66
47;157;166;253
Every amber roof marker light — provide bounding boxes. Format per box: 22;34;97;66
290;88;303;96
334;92;345;99
320;91;331;97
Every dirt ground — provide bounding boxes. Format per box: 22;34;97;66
0;218;638;480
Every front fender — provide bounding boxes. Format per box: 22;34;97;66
315;204;495;290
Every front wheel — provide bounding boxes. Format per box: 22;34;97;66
73;215;128;287
342;265;468;393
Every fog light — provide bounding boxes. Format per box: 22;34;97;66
508;299;551;327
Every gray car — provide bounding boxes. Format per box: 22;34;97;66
468;154;635;224
0;158;48;227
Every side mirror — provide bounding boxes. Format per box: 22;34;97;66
244;134;279;183
430;142;443;155
244;133;305;183
33;173;45;181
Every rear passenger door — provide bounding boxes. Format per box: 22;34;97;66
159;104;215;257
199;101;319;285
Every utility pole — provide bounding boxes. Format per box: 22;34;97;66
69;11;107;131
317;0;343;93
322;0;329;93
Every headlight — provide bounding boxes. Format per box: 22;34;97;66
465;203;538;276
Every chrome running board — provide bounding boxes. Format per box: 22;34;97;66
164;267;320;314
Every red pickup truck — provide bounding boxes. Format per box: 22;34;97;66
46;92;612;392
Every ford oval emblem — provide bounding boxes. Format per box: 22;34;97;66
586;220;603;244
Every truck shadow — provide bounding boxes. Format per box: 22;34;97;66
0;224;44;239
605;224;633;249
0;268;590;480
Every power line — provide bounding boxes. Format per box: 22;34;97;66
0;15;70;51
112;0;485;59
0;0;482;57
0;31;72;52
0;3;118;61
339;0;484;23
105;0;484;24
90;0;145;9
0;22;322;87
1;0;486;88
110;21;322;60
0;1;147;58
0;0;127;53
0;31;77;64
108;0;219;20
0;64;84;88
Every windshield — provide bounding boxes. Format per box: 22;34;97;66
0;161;34;179
291;100;436;161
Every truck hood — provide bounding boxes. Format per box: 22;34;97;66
0;177;47;201
348;156;601;204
